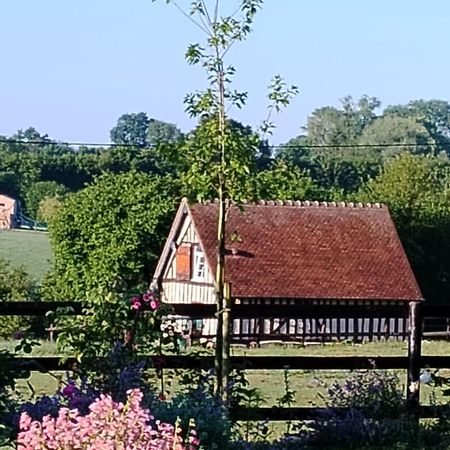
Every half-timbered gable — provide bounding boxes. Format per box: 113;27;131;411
154;200;216;305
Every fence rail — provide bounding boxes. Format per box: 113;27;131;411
3;300;450;421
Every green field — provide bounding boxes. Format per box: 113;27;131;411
0;229;53;281
9;340;450;408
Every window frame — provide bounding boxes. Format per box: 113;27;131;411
191;245;206;281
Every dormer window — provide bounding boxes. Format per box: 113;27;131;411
192;246;205;281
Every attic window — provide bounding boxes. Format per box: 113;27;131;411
192;246;205;281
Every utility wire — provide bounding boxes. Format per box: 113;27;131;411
0;137;450;150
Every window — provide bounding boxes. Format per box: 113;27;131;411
192;246;205;280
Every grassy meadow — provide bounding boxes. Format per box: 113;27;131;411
9;339;450;408
0;229;53;281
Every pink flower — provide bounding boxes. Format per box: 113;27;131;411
16;389;198;450
143;292;153;302
149;300;159;311
131;295;141;304
19;412;32;431
131;301;142;310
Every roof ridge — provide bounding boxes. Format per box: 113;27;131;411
199;199;384;208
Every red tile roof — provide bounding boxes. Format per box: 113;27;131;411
188;201;423;301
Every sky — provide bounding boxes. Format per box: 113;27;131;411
1;0;449;145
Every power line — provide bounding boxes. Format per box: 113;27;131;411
0;137;449;150
0;138;140;148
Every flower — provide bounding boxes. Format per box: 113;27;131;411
149;300;159;311
17;389;197;450
131;295;141;304
62;383;77;398
131;301;142;310
143;291;153;302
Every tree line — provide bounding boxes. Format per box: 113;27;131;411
2;96;450;306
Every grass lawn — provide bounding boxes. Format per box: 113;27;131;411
0;229;53;281
6;339;450;447
7;339;450;408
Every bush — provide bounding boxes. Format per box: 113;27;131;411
17;389;199;450
294;370;446;449
0;257;37;339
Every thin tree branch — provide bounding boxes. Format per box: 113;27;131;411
171;1;210;35
213;0;219;23
200;0;213;27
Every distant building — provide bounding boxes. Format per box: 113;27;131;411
0;194;19;229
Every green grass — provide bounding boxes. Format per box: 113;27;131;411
0;229;53;281
6;339;450;408
5;339;450;447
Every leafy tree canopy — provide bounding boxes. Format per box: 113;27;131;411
357;153;450;303
110;112;150;147
47;171;179;299
359;115;435;158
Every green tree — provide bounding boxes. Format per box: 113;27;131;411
251;160;321;200
147;118;183;145
0;258;37;339
358;153;450;303
23;181;67;219
156;0;297;396
48;171;178;300
359;115;435;158
37;196;63;223
110;112;150;147
305;95;381;146
384;99;450;150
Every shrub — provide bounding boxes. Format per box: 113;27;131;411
299;370;407;448
17;389;199;450
0;257;37;339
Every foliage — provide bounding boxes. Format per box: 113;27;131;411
359;115;435;158
110;112;150;147
147;118;183;145
0;338;40;447
323;370;404;419
383;99;450;151
179;117;261;202
0;257;37;339
297;370;410;449
23;180;67;220
17;388;199;450
37;196;64;224
303;95;380;147
251;160;323;201
358;153;450;303
53;288;178;382
154;368;231;450
47;171;178;299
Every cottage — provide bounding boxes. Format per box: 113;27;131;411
153;199;423;342
0;194;19;229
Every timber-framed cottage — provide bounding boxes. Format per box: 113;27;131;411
153;198;423;342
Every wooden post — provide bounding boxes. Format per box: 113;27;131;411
214;197;226;398
407;301;423;418
221;282;231;401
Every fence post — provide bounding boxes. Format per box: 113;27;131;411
407;301;423;418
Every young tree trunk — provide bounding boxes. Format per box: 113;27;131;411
215;59;227;398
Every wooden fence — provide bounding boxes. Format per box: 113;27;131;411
2;300;450;420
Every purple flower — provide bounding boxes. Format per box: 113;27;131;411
62;383;77;398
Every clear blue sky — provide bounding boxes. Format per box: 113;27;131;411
1;0;449;145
